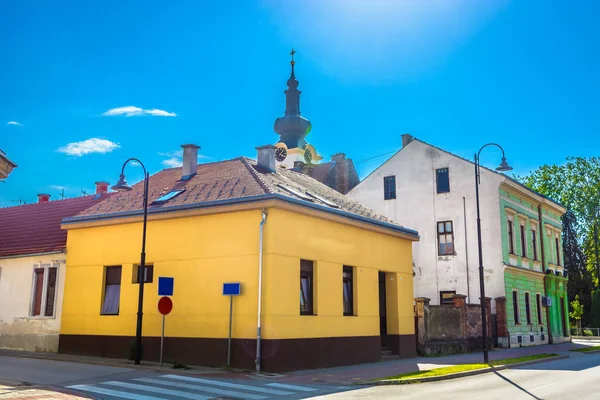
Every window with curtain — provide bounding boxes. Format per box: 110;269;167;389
343;266;354;316
101;266;122;315
31;265;58;317
300;260;314;315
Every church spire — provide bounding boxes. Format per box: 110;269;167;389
285;48;301;116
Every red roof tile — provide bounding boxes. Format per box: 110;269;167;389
0;194;111;258
72;158;417;237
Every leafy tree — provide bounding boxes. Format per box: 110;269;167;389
570;295;584;330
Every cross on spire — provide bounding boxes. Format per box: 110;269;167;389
289;48;296;62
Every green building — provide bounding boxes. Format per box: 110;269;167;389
496;180;570;347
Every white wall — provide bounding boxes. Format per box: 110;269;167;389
0;253;66;352
349;140;506;310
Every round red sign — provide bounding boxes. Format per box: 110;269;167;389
158;296;173;315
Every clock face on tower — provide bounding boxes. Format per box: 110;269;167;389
304;149;313;164
275;147;287;162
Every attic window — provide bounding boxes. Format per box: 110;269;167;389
306;191;339;208
151;189;185;205
277;184;313;202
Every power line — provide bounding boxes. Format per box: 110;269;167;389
355;150;397;165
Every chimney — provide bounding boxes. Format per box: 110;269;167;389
293;160;305;171
38;193;50;203
181;144;200;180
95;181;109;194
331;153;346;163
256;145;276;172
401;134;414;148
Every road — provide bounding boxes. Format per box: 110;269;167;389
316;351;600;400
0;349;598;399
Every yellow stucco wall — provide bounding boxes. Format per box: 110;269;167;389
61;205;414;340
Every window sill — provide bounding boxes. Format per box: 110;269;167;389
28;315;56;320
100;314;120;317
300;313;317;316
344;314;358;317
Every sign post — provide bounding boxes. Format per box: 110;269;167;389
157;277;174;367
223;282;241;368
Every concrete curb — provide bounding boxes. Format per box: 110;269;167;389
359;354;569;385
571;349;600;354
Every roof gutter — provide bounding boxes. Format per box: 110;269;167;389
62;194;420;239
0;249;65;260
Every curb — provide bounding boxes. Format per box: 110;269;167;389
571;349;600;355
359;355;569;385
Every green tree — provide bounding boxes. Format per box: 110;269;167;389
570;295;584;331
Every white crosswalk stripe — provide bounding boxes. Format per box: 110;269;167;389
67;374;344;400
67;384;166;400
162;374;295;395
134;377;268;400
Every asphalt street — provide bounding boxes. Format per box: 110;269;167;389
315;351;600;400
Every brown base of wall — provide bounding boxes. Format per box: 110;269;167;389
381;334;417;358
58;334;414;372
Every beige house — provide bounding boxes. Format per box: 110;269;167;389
0;149;17;180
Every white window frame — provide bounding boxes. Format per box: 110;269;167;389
29;263;59;318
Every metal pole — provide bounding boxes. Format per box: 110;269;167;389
474;154;489;364
256;210;267;373
160;314;165;367
594;222;599;288
227;295;233;368
134;172;149;365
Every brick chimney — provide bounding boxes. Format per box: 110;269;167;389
293;160;305;171
256;145;276;172
331;153;346;163
181;144;200;180
401;134;414;148
95;181;109;194
38;193;50;203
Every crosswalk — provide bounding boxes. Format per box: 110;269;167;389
67;374;348;400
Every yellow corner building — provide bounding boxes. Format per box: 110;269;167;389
59;145;419;371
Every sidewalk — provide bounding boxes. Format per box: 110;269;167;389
266;340;591;385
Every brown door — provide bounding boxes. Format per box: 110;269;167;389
32;268;45;316
379;272;387;336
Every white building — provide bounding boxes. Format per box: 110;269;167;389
0;187;109;352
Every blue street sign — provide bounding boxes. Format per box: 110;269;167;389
223;282;241;296
158;277;174;296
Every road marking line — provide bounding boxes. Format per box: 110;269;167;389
102;381;210;400
530;383;556;391
161;374;294;395
134;378;267;400
67;384;165;400
265;383;318;391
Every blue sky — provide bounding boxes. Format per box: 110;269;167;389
1;0;599;206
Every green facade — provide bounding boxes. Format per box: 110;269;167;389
498;185;569;346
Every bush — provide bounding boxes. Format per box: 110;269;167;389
584;329;594;336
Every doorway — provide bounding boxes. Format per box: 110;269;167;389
378;272;387;337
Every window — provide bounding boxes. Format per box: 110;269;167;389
31;265;58;317
555;237;561;265
437;221;454;255
343;266;354;316
133;264;154;283
536;294;543;324
512;290;520;324
300;260;314;315
101;266;122;315
507;219;515;254
436;168;450;193
532;229;538;261
520;224;527;258
151;189;185;205
440;291;456;305
525;292;532;325
383;176;396;200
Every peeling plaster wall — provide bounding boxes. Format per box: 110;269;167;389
0;253;66;352
349;140;506;309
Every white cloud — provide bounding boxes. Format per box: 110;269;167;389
159;150;207;168
58;138;120;157
7;121;22;126
103;106;176;117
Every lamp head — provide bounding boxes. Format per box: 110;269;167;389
110;173;132;192
496;157;513;172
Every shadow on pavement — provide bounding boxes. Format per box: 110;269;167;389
493;371;541;400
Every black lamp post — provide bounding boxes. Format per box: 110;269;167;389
111;158;150;366
474;144;512;364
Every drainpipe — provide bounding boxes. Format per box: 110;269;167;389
539;205;553;344
256;209;268;373
463;197;471;303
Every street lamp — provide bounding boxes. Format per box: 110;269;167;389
474;143;512;364
112;158;150;365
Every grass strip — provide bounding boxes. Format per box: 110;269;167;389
569;346;600;353
380;353;559;381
